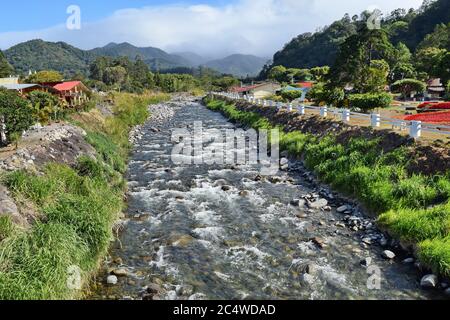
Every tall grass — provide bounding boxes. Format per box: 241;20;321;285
205;96;450;277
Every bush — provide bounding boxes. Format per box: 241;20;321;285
28;91;66;123
0;88;34;145
348;92;392;111
391;79;426;100
280;90;304;102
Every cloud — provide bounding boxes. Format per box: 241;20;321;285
0;0;424;57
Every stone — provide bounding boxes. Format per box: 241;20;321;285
381;250;396;260
337;205;349;213
362;238;372;245
106;275;118;285
420;274;438;289
401;258;415;264
296;213;308;219
310;237;327;249
147;283;163;294
221;185;231;192
360;257;372;267
307;198;328;209
280;158;289;166
239;190;249;197
112;268;129;277
299;273;315;285
445;288;450;297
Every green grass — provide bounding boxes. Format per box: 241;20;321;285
0;91;169;300
205;96;450;277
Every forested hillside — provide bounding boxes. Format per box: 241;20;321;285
267;0;450;72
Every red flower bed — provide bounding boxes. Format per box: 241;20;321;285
417;102;450;110
405;111;450;123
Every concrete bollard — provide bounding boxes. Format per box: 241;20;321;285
320;106;328;117
410;121;422;139
287;103;293;112
297;105;305;115
342;109;350;123
371;113;381;127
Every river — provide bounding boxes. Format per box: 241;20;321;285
91;99;438;300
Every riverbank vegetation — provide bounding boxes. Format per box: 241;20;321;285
205;96;450;278
0;92;168;299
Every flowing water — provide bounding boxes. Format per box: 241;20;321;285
92;100;440;300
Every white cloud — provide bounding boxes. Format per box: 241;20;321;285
0;0;424;57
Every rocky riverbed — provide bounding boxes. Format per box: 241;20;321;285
90;98;447;300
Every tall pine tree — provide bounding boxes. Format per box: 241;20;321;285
0;50;13;77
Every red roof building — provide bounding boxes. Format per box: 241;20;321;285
44;81;91;108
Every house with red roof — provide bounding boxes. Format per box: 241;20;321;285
43;81;91;108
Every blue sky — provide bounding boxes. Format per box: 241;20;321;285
0;0;424;57
0;0;229;31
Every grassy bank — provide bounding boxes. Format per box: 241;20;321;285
0;92;169;300
205;96;450;278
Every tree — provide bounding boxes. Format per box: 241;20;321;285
0;50;13;77
0;88;34;145
415;47;447;78
310;66;330;81
348;92;392;111
212;76;240;91
358;60;390;93
391;79;426;100
103;66;127;86
268;65;288;83
26;70;63;83
329;27;395;93
418;23;450;50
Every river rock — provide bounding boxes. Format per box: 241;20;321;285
280;158;289;166
106;275;118;285
221;185;231;191
147;283;163;294
420;274;438;289
445;288;450;297
402;258;415;264
307;198;328;209
381;250;396;260
337;205;350;213
239;190;249;197
299;273;315;285
360;257;372;267
112;268;129;277
310;237;327;249
188;293;207;300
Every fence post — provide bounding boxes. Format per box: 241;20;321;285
320;106;328;117
287;103;293;112
370;113;381;127
342;109;350;123
276;102;282;111
410;121;422;139
298;105;305;115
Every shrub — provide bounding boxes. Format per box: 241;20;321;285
280;90;304;102
391;79;426;99
0;88;34;145
28;90;66;123
348;92;392;111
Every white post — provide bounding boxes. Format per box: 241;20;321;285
263;100;267;107
276;102;282;111
320;106;328;117
287;103;293;112
371;113;381;128
342;109;350;123
410;121;422;139
269;100;274;107
297;105;305;115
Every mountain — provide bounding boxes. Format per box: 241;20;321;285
171;52;209;67
268;0;450;71
88;42;192;69
4;40;268;78
4;39;94;77
203;54;268;78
